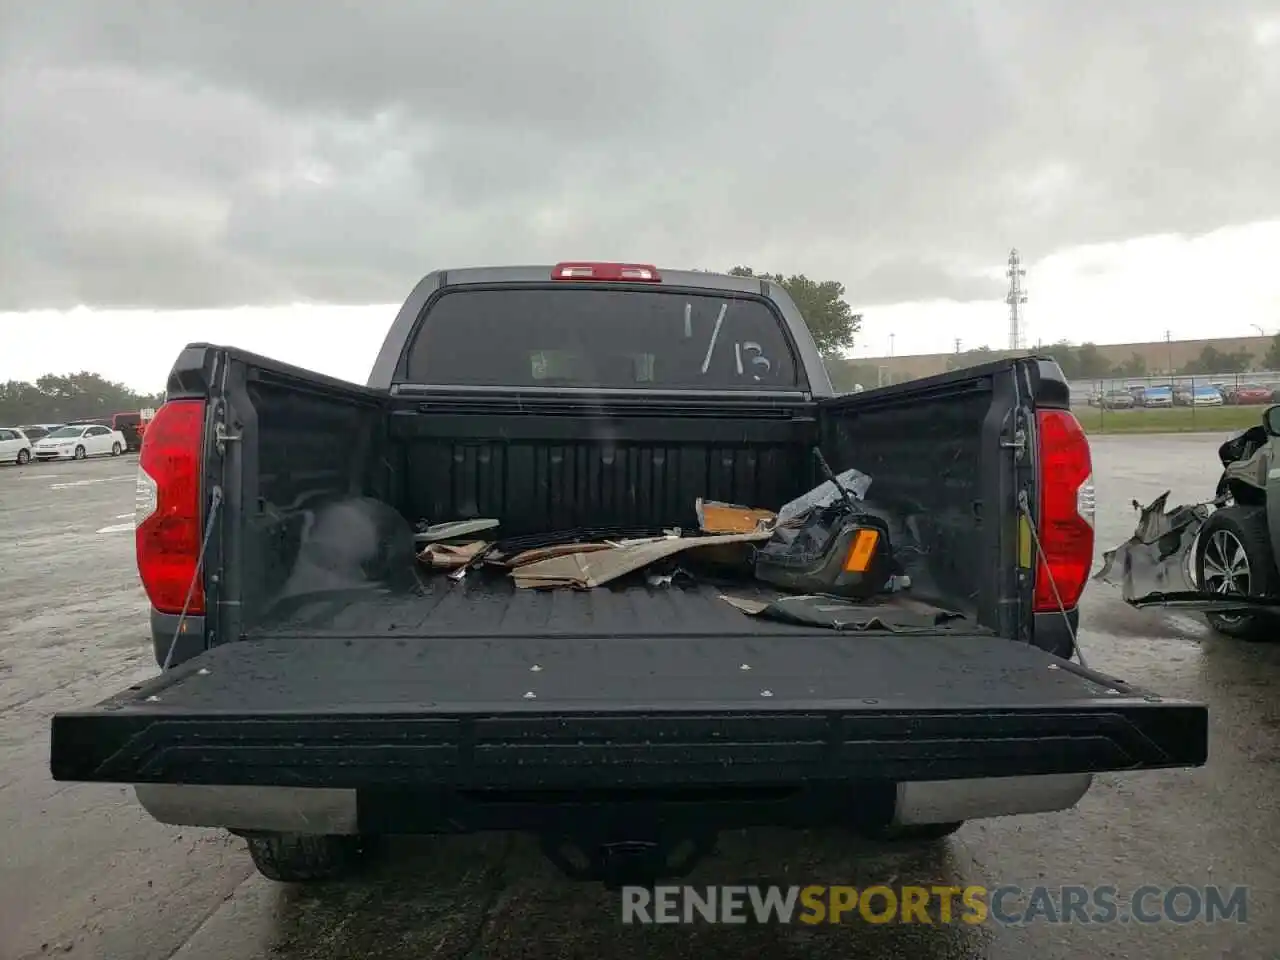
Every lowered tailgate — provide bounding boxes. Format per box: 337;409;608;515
51;633;1206;788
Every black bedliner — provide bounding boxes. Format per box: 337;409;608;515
250;578;978;640
51;633;1207;789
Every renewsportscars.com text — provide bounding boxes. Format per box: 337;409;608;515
620;884;1249;926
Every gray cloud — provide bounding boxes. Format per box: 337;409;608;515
1;0;1277;311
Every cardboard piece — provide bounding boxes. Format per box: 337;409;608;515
504;542;615;568
511;530;773;589
417;541;489;569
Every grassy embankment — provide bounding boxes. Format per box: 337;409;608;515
1074;404;1265;435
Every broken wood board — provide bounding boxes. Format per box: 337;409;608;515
695;498;777;535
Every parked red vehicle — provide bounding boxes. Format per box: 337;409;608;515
133;408;156;447
111;412;143;452
1226;383;1274;405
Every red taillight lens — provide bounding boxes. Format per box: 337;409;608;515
1034;409;1095;612
551;262;662;282
135;400;206;615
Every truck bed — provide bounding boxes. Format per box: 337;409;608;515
249;576;976;640
51;628;1207;790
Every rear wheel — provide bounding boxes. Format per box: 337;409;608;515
16;449;29;465
244;832;368;882
1195;505;1280;642
111;442;122;456
74;445;86;460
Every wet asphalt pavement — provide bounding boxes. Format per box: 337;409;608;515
1;435;1277;959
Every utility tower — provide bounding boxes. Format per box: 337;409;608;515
1006;248;1028;351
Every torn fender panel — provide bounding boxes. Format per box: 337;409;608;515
1093;491;1280;611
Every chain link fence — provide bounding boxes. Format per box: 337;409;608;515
1067;372;1280;433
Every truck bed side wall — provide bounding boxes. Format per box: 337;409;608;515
819;363;1028;636
214;353;388;639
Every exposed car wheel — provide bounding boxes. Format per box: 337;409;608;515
1195;505;1280;642
244;833;368;882
16;449;30;465
863;822;964;844
74;445;86;460
111;442;122;456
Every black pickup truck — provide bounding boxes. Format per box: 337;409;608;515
50;263;1207;886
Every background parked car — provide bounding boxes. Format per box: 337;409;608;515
1100;390;1136;409
1190;385;1225;406
0;427;34;465
1140;385;1174;407
110;412;144;452
32;424;128;461
1225;383;1273;405
17;424;59;442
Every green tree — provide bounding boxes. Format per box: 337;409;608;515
1112;353;1147;378
1074;342;1112;378
0;372;162;425
728;266;861;357
1042;341;1079;379
1263;334;1280;371
1180;346;1252;375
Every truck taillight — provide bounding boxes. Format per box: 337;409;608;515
1034;408;1094;613
135;400;206;615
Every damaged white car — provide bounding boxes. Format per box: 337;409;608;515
1096;404;1280;641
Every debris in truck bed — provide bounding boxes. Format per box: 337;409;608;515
511;530;773;589
503;542;616;568
480;526;678;567
695;498;776;534
776;465;872;522
417;540;489;569
646;566;694;588
413;519;500;543
754;501;897;599
720;593;964;632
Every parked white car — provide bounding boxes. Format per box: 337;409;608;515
32;424;128;461
0;427;34;465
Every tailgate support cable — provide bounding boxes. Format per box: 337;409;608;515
1018;491;1088;669
161;485;223;671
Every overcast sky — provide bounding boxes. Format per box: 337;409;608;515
3;1;1279;389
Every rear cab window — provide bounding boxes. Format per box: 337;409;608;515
402;287;802;391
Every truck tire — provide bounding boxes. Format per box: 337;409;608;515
244;833;366;882
1195;505;1280;642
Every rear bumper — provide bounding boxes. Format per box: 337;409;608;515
133;773;1095;835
